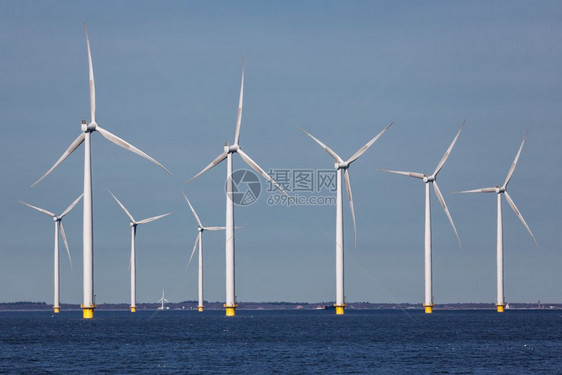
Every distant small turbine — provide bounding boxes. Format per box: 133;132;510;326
157;289;169;311
301;121;394;315
31;22;170;319
182;192;225;312
108;191;173;313
380;122;464;314
19;194;83;313
455;131;538;312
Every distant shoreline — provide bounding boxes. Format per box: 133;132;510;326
1;301;560;311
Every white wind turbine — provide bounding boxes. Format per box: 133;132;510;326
455;132;538;312
182;191;225;312
380;122;464;314
186;58;288;316
31;23;170;319
157;289;169;310
108;191;173;313
19;194;83;313
301;121;394;315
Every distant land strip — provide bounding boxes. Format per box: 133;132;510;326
1;302;561;311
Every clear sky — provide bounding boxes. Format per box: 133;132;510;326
1;0;561;305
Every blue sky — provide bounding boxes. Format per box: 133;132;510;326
1;1;561;304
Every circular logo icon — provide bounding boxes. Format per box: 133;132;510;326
225;169;261;206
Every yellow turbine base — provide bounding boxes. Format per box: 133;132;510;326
224;303;238;316
81;305;96;319
424;305;434;314
225;307;236;316
497;304;505;313
53;307;60;313
334;304;346;315
130;307;136;313
197;306;204;312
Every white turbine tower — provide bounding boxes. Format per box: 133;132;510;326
380;122;464;314
19;194;83;313
186;58;288;316
157;289;169;311
301;121;394;315
455;132;538;312
182;191;225;312
108;191;173;313
31;23;170;319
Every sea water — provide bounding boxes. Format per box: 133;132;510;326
0;309;560;374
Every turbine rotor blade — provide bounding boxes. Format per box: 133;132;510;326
186;151;228;184
83;21;96;123
237;148;290;198
234;56;245;145
31;133;85;187
136;212;174;225
299;128;343;162
186;233;200;269
59;221;73;270
346;121;394;165
453;187;497;194
432;181;461;248
19;201;56;217
433;120;465;177
108;190;135;222
96;126;171;174
181;191;202;227
344;169;357;247
379;169;425;179
503;131;528;188
60;193;84;218
204;226;226;231
503;191;538;247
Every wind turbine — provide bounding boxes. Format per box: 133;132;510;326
19;194;83;313
380;122;464;314
182;191;225;312
301;121;394;315
186;58;288;316
31;23;170;319
108;191;173;313
455;132;537;312
157;289;169;310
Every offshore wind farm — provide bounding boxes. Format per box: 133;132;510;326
1;1;562;373
8;20;551;317
4;9;560;313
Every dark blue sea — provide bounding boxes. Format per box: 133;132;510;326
0;309;560;374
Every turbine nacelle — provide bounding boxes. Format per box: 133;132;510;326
130;222;136;227
423;175;434;183
198;226;204;232
496;186;505;194
81;119;97;132
335;161;349;170
225;144;239;153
